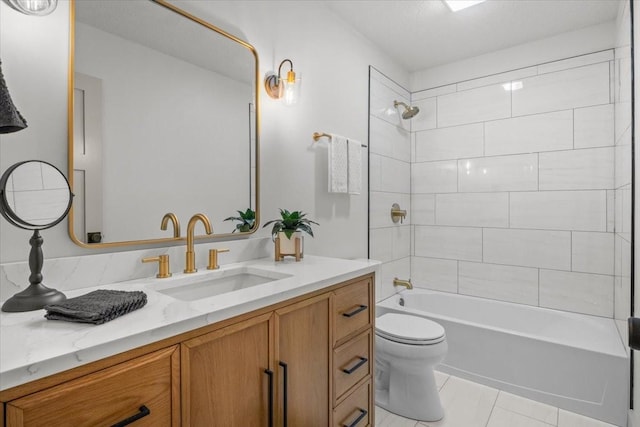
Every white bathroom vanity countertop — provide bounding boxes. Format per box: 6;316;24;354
0;255;379;391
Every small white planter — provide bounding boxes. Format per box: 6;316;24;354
275;231;303;261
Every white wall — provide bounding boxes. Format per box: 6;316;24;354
0;1;409;263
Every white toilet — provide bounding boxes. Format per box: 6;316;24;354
375;312;448;421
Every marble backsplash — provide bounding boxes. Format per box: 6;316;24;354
0;237;272;302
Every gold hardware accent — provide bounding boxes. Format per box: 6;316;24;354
207;248;230;270
391;203;407;224
393;277;413;290
312;132;368;147
142;254;172;278
160;212;181;237
185;213;213;273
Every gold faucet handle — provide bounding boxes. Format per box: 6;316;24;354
142;254;172;278
207;248;230;270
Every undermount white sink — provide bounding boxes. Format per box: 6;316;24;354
154;266;291;301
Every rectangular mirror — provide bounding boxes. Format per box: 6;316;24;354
68;0;260;247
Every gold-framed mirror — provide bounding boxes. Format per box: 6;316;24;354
68;0;260;248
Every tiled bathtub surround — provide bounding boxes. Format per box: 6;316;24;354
408;50;624;319
368;43;632;321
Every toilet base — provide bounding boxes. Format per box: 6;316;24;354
375;363;444;422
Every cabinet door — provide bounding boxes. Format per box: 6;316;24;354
276;293;331;426
181;312;273;427
6;346;179;427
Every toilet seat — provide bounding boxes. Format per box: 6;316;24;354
376;313;445;345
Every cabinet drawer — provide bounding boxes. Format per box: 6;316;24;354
6;346;179;427
333;381;371;427
334;278;372;343
334;330;372;402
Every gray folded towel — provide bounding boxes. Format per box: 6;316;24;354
44;290;147;325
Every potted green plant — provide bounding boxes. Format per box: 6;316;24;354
263;209;319;261
224;208;256;233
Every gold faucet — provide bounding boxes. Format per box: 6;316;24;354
161;212;181;238
142;254;172;278
207;248;230;270
393;277;413;290
184;213;213;273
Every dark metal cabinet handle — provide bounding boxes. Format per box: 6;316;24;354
343;408;367;427
265;369;274;427
111;405;151;427
342;305;367;318
279;361;288;427
342;357;368;374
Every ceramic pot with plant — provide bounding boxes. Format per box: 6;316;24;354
263;209;319;261
224;208;256;233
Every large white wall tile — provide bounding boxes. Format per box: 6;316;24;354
456;66;537;92
438;84;511;127
510;190;607;232
369;226;411;263
371;68;410;99
484;110;573;156
572;231;614;275
614;130;632;188
537;50;613;74
539;269;614;317
458;262;538;305
415;225;482;262
410;97;437;132
512;62;610;116
574;104;614;149
415;123;484;162
413;160;457;193
483;228;571;270
370;191;410;229
412;194;435;225
369;116;411;162
458;154;538;193
370;154;410;193
539;147;614;191
412;84;456;100
411;256;458;293
614;276;631;320
435;193;508;227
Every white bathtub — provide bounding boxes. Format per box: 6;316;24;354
376;289;629;426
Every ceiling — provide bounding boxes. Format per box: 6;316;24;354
325;0;621;73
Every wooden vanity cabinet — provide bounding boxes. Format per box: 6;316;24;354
1;273;374;427
5;345;180;427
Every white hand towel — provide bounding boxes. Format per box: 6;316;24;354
347;138;362;195
328;134;348;193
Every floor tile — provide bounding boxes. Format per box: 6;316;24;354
557;410;617;427
421;376;498;427
376;406;421;427
495;391;558;425
487;407;555;427
434;370;450;390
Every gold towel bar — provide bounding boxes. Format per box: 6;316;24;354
312;132;368;147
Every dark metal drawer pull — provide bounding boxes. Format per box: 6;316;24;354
342;357;368;374
265;369;274;427
343;408;368;427
279;361;288;427
111;405;151;427
342;305;367;318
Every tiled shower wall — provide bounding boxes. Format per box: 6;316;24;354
410;50;620;318
369;45;633;317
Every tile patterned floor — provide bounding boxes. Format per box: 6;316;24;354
375;371;618;427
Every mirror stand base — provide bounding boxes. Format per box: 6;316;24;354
1;284;66;312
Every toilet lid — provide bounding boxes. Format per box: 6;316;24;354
376;313;445;345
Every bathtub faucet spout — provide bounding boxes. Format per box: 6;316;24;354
393;277;413;290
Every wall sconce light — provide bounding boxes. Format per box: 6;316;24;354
5;0;57;16
264;59;301;106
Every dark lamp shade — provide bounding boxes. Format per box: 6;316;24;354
0;61;27;134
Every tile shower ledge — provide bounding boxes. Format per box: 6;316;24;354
0;255;380;391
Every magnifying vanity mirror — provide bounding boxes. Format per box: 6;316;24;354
68;0;260;248
0;161;73;312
